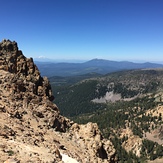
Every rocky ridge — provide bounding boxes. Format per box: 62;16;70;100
0;39;115;163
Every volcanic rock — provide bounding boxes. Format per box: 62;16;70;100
0;39;115;162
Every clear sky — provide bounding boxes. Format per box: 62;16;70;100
1;0;163;62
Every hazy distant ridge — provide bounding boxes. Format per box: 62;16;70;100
35;58;163;77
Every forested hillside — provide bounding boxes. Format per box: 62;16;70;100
51;69;163;116
51;69;163;162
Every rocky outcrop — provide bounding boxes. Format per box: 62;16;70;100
0;39;53;101
69;123;115;162
0;39;115;162
0;39;70;132
120;128;142;157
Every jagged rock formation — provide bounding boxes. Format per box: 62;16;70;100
120;128;142;157
0;39;54;101
69;123;115;162
0;39;115;163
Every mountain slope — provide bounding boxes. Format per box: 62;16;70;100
53;69;163;116
0;39;115;163
52;68;163;162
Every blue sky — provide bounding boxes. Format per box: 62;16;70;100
1;0;163;62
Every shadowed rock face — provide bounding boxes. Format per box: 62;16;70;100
0;39;115;163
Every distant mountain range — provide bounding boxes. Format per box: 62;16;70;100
35;58;163;77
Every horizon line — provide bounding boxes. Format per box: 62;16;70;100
33;57;163;64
